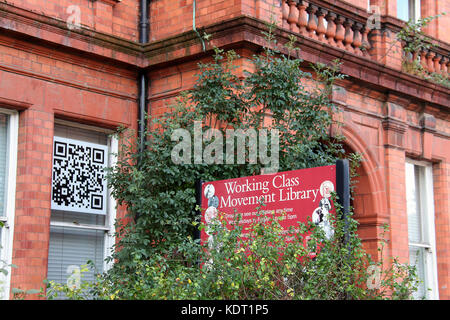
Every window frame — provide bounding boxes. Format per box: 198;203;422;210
405;159;439;300
49;120;118;279
0;108;19;300
413;0;421;23
397;0;421;23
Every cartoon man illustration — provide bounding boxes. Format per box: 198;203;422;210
208;195;219;208
205;206;222;250
204;184;215;199
205;206;218;225
312;198;334;240
312;181;335;240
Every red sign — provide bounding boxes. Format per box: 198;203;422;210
200;165;337;244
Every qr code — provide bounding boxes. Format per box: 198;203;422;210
51;137;108;215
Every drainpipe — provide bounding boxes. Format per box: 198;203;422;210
193;0;206;52
138;0;149;154
138;0;201;157
136;0;150;222
135;1;203;224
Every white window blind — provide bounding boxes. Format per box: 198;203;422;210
48;225;105;284
0;114;8;218
405;161;438;300
0;114;8;298
406;165;423;243
47;123;114;298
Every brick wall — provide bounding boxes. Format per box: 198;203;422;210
0;33;137;296
433;161;450;299
370;0;450;43
4;0;138;41
370;0;395;16
346;0;369;10
422;0;450;44
12;108;53;295
149;0;283;42
150;0;240;42
0;0;449;299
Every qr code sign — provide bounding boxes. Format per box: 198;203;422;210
51;137;108;215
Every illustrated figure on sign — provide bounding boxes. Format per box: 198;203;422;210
205;206;218;226
204;184;215;199
203;184;222;250
205;206;222;250
208;195;219;208
319;197;331;212
312;181;335;240
319;180;334;199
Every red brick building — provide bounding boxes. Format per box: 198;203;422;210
0;0;448;299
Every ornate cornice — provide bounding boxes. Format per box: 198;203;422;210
0;3;448;114
420;113;437;133
382;117;407;134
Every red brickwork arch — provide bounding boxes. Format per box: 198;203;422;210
338;122;389;257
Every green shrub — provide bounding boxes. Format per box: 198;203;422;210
46;199;419;300
45;24;419;300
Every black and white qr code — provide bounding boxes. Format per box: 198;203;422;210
51;137;108;215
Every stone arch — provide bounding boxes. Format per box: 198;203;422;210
334;120;389;255
340;122;386;218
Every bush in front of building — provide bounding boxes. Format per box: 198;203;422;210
44;26;420;300
45;197;419;300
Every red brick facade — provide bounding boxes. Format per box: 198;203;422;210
0;0;448;299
